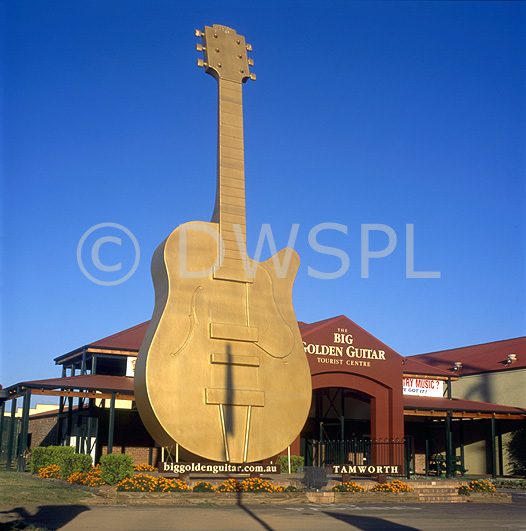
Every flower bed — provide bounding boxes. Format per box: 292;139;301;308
115;476;299;493
39;464;60;479
117;474;190;492
332;481;365;493
67;464;105;487
370;480;414;493
457;479;495;496
134;463;156;472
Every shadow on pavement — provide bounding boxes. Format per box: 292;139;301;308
0;504;90;530
236;491;275;531
233;489;422;531
323;510;422;530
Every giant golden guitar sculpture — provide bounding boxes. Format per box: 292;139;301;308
135;25;312;463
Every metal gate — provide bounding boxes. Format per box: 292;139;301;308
305;437;411;477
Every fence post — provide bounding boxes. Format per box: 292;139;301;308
0;401;5;462
405;437;411;479
490;414;497;479
445;411;453;478
5;398;17;470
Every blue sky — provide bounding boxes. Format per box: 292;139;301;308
1;1;525;392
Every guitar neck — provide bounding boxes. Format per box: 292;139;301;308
211;78;250;281
197;24;255;282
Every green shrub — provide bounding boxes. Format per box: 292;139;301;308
277;455;304;473
282;485;300;492
30;448;52;475
100;453;134;485
193;481;216;492
60;453;93;480
30;446;75;475
493;479;526;490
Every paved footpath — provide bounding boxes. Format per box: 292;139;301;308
1;501;526;531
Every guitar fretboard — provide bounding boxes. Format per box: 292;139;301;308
212;78;252;283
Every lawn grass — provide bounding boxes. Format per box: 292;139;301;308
0;470;96;506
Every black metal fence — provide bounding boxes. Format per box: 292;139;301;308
0;416;21;469
305;438;411;477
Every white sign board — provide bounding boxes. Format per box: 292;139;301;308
403;377;443;397
126;356;137;377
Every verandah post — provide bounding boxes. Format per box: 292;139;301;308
5;398;17;470
17;388;31;472
107;393;116;454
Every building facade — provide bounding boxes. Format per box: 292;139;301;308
1;316;524;477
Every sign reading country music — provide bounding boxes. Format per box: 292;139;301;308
403;377;443;397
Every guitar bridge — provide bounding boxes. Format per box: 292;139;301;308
210;322;258;342
205;388;264;407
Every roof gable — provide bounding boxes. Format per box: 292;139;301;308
300;315;403;360
90;321;149;350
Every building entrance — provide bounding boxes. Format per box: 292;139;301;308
300;387;408;472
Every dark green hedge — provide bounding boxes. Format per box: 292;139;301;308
100;453;134;485
60;453;93;479
277;455;304;474
30;446;75;475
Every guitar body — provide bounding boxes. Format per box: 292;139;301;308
135;221;312;462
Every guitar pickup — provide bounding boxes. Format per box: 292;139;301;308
211;353;260;367
210;323;258;342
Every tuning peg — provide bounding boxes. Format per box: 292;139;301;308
248;58;254;66
246;43;253;52
249;73;256;81
195;29;203;37
196;43;204;52
197;59;206;68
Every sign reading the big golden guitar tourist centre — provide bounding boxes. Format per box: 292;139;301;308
303;329;386;367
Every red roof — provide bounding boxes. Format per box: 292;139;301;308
90;321;149;351
9;374;134;394
402;357;453;377
409;337;526;375
61;315;399;359
404;395;526;415
56;317;525;381
298;316;345;336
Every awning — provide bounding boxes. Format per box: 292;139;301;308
404;395;525;419
2;374;135;401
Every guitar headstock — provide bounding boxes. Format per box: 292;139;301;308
195;25;255;83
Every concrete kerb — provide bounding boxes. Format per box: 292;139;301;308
23;473;515;505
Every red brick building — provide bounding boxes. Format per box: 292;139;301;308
1;316;524;476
